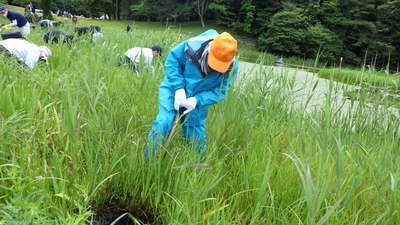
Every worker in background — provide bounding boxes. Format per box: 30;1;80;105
145;29;238;160
75;26;101;36
75;26;104;40
43;30;74;44
119;45;162;72
24;2;34;23
0;38;52;68
25;2;33;13
126;24;132;32
39;19;63;28
0;6;31;37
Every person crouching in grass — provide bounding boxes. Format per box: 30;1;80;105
0;38;52;68
119;45;162;72
43;30;74;44
0;6;31;38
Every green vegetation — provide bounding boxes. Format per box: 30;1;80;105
41;0;53;20
50;17;319;67
0;3;23;14
212;0;400;68
344;89;400;109
4;0;400;68
0;18;400;224
319;68;400;92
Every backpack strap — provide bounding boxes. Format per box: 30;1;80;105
185;39;213;72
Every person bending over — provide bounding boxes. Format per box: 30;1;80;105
120;45;162;72
0;38;52;68
145;30;238;160
0;6;30;37
44;30;74;44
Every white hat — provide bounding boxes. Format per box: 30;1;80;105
38;46;52;63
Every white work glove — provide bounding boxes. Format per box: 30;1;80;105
182;97;197;115
174;89;186;111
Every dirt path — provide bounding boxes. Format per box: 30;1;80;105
237;61;400;119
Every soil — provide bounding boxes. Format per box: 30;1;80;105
89;201;158;225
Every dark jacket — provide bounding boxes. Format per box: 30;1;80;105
44;30;74;44
6;11;28;27
75;26;101;36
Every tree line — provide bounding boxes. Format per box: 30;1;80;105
4;0;400;69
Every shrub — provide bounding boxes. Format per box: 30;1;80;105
258;7;309;56
304;24;343;63
41;0;53;20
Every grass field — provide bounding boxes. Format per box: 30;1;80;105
319;68;400;107
0;15;400;225
318;68;400;92
344;89;400;109
1;3;319;67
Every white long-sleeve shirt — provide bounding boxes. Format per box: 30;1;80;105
39;19;53;27
0;39;41;68
124;47;154;68
8;19;18;27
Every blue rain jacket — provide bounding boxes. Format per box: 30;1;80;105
147;29;238;158
158;29;238;116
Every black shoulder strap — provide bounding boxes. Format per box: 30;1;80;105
185;39;213;70
185;39;234;77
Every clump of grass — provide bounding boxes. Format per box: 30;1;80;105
319;68;400;92
344;88;400;109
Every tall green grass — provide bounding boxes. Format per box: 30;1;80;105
0;20;399;224
319;68;400;93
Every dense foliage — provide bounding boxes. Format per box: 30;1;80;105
4;0;400;67
41;0;53;19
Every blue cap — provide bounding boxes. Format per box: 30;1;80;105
0;6;7;12
151;45;162;56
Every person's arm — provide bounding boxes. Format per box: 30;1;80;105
194;60;239;106
6;13;18;27
165;41;186;91
8;20;17;27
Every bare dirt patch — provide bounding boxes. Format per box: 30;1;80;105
89;201;159;225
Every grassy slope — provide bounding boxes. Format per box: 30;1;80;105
319;68;400;92
0;5;24;25
4;4;25;14
0;18;399;225
2;3;318;67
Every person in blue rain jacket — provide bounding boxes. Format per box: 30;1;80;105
146;29;239;159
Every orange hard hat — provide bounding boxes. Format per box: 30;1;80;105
208;32;237;73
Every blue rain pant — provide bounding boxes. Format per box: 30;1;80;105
146;102;207;160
